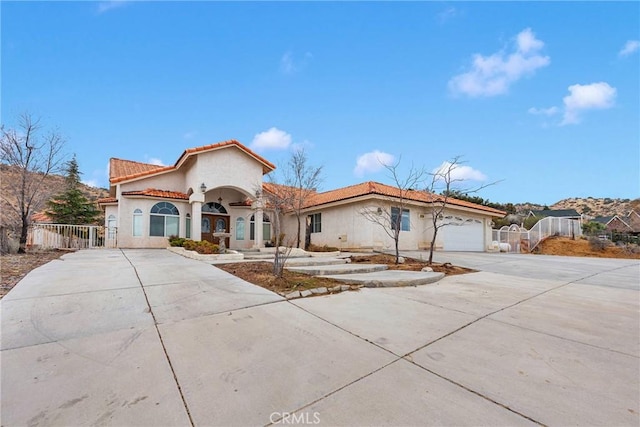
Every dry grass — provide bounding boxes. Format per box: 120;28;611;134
0;251;67;298
535;237;640;259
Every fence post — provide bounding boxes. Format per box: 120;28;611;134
89;226;94;249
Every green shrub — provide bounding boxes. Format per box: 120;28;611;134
168;236;186;247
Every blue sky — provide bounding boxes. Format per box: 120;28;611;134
2;1;639;205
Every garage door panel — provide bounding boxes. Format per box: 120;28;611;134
440;220;484;251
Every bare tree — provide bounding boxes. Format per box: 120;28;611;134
1;113;65;252
260;182;296;278
282;148;323;249
425;156;497;264
361;160;426;263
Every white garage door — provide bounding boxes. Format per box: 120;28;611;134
440;218;485;251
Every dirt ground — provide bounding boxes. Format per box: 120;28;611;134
0;251;67;299
535;237;640;259
217;254;475;295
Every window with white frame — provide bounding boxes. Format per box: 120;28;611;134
150;202;179;237
391;207;410;231
185;214;191;239
132;209;143;237
108;215;117;239
309;213;321;233
236;217;245;240
250;213;271;241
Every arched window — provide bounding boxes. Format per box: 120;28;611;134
202;202;227;214
108;215;117;239
132;209;143;237
250;213;271;241
150;202;179;237
185;213;191;239
236;217;245;240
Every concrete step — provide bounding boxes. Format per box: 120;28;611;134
286;263;388;276
319;270;445;288
284;257;349;267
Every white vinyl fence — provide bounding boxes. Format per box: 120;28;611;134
492;217;582;253
27;224;117;249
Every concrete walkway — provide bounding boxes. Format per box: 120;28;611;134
1;249;638;426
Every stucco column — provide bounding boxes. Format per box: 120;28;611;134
190;192;205;241
253;195;264;248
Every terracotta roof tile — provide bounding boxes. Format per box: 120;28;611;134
270;181;505;216
97;197;118;205
109;158;169;182
110;140;276;184
31;211;53;223
122;189;189;200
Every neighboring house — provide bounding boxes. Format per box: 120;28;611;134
527;209;582;221
98;140;505;251
593;210;640;235
592;215;633;233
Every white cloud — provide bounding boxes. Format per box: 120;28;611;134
280;51;313;74
619;40;640;57
251;127;292;151
97;1;128;14
528;106;560;116
144;156;165;166
353;150;396;177
82;179;100;188
560;82;617;125
449;28;550;97
437;7;458;24
432;161;487;182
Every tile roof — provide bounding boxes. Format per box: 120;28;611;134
31;211;53;223
97;197;118;205
110;140;276;184
265;181;506;216
121;189;189;200
109;158;170;182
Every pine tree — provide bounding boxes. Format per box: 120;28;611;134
46;155;100;224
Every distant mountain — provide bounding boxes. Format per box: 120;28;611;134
513;197;639;219
0;164;109;234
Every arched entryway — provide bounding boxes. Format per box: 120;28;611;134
201;202;230;247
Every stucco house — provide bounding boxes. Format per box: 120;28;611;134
99;140;505;252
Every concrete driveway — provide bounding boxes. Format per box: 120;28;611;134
1;249;638;426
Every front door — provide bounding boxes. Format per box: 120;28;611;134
201;214;230;247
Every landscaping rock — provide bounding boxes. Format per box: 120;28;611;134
310;287;328;295
300;290;313;297
330;285;342;292
421;266;433;272
341;285;351;292
397;257;405;264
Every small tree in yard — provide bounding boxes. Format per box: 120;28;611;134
260;183;296;278
283;148;323;249
0;113;65;252
426;156;498;265
46;155;100;225
361;160;427;264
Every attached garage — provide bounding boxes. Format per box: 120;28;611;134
439;217;485;251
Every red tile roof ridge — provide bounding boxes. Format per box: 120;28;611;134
121;188;189;200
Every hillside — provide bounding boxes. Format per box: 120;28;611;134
0;164;109;234
512;197;639;219
551;197;639;218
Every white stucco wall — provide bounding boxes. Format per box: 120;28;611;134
192;148;264;197
285;199;496;252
